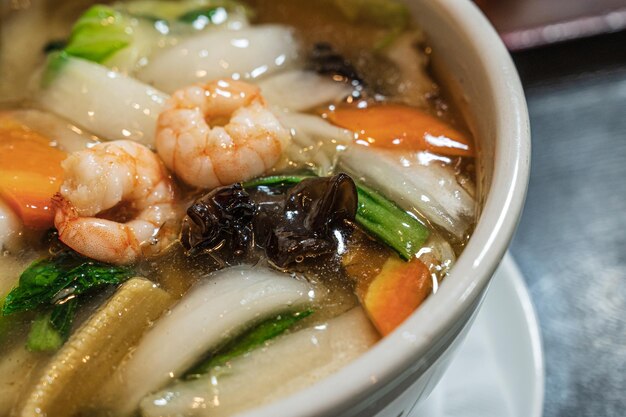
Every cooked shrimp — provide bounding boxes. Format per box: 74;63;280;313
156;79;290;189
53;140;178;265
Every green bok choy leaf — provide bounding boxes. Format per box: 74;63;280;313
2;251;133;351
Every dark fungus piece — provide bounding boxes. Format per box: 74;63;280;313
180;184;255;260
262;174;358;268
308;42;364;85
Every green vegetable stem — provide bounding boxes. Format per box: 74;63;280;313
243;174;312;189
355;183;429;260
26;299;79;352
26;313;64;352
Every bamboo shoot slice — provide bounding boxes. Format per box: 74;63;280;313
0;344;43;416
17;278;173;417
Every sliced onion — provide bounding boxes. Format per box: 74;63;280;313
98;265;319;416
38;56;169;147
258;70;352;112
339;145;476;240
137;25;299;93
140;307;378;417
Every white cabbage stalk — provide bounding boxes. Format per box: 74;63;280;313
258;70;352;112
9;109;99;152
136;25;299;93
417;233;457;285
39;57;169;147
115;0;249;29
385;31;436;108
277;111;354;176
140;308;379;417
103;18;165;75
420;234;456;267
339;146;476;240
98;265;318;416
106;4;250;74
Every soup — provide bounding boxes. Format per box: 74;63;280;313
0;1;478;416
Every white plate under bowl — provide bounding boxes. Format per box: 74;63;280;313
410;253;544;417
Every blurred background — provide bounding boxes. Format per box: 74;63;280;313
477;1;626;417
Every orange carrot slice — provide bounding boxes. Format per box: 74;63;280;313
361;256;432;336
0;115;66;229
326;104;474;157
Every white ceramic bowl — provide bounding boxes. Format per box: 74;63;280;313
239;0;531;416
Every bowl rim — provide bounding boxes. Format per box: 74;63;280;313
239;0;531;416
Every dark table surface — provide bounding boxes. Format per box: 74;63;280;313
508;31;626;417
479;0;626;50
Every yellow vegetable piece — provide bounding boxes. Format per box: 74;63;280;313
17;278;173;417
0;114;66;229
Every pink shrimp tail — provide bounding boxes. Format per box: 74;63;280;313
53;193;140;265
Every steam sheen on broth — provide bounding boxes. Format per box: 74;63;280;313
0;1;478;416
